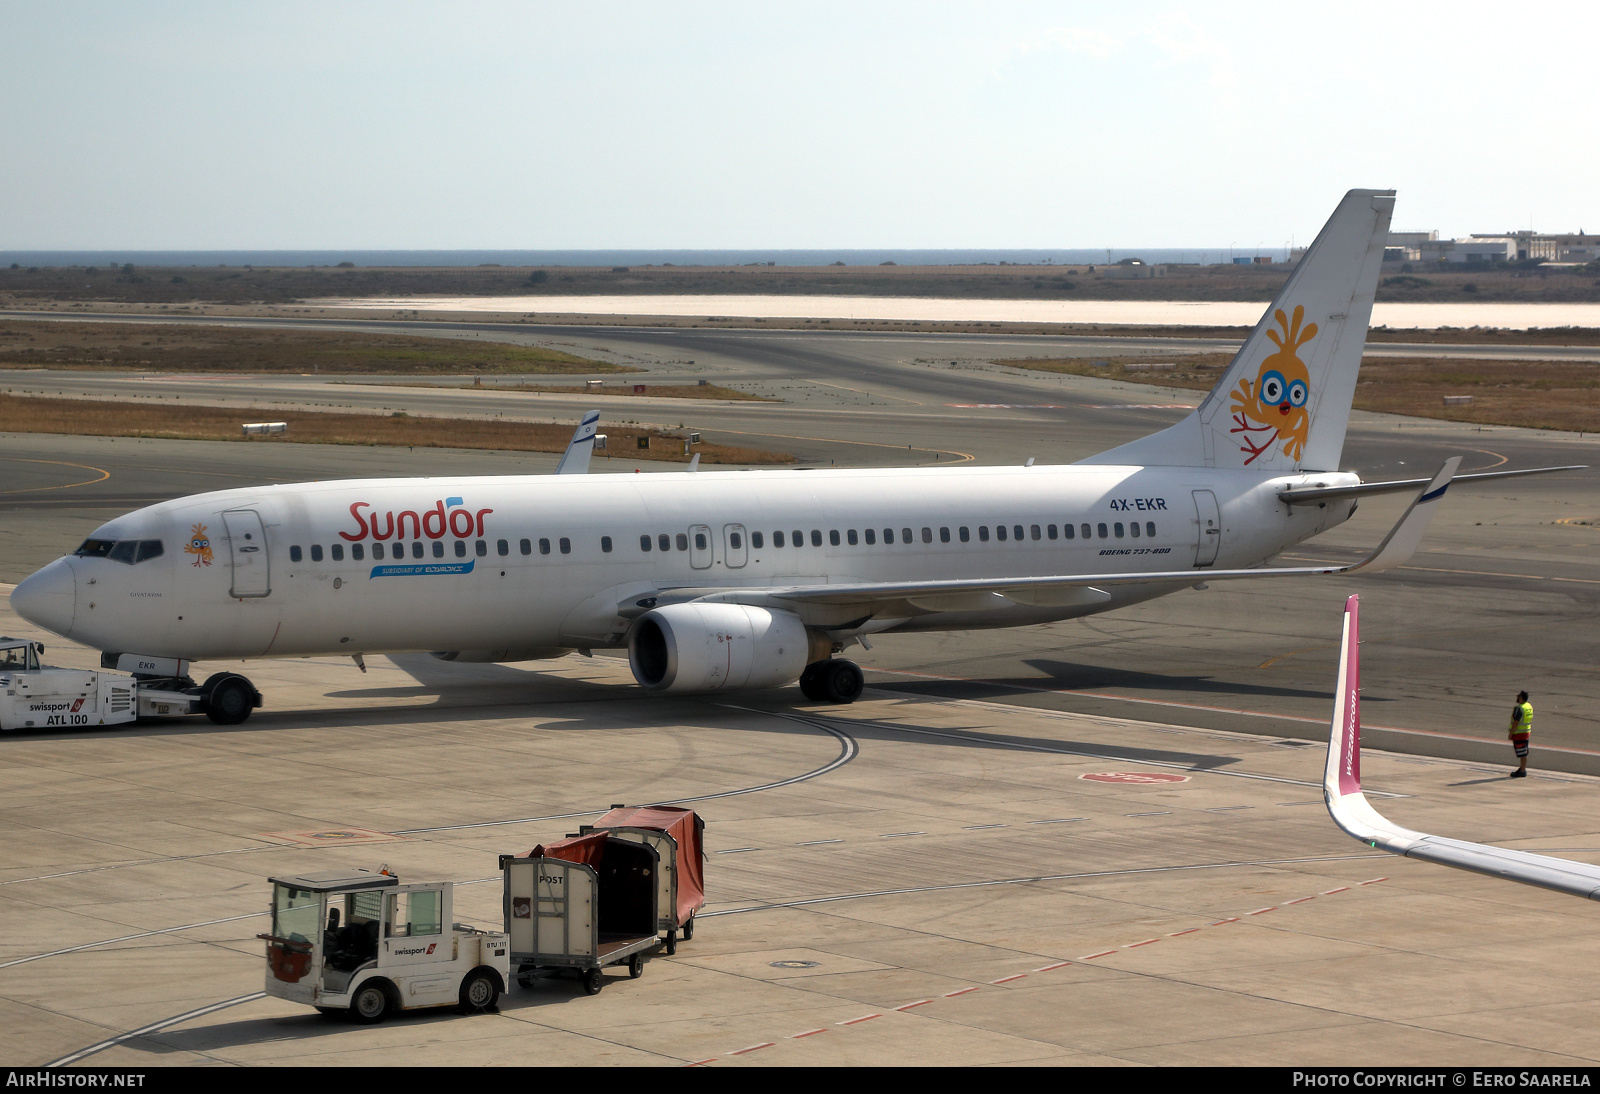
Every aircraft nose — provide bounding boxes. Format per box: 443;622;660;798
10;558;76;637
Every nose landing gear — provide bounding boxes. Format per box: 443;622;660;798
798;659;865;704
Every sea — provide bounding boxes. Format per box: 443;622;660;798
0;248;1259;269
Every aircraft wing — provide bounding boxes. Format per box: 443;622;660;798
681;458;1461;615
555;410;602;475
1324;594;1600;901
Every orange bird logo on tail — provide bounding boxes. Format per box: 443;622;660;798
1228;305;1317;464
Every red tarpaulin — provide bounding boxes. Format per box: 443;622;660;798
592;805;706;925
529;830;608;867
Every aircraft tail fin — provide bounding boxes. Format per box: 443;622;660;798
1081;189;1395;472
555;410;602;475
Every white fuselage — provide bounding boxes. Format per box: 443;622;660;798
18;462;1357;663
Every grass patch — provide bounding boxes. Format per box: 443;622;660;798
0;319;631;374
995;354;1600;433
0;393;790;464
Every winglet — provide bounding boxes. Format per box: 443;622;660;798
1327;594;1363;800
555;410;602;475
1323;594;1600;900
1323;595;1425;853
1343;456;1461;574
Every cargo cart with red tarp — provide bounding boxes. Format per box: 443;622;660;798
582;804;705;954
499;831;663;995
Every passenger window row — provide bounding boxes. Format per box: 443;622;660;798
289;520;1162;566
641;522;1162;549
290;538;513;563
638;532;688;552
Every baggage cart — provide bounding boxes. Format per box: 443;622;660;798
583;804;706;953
500;831;663;995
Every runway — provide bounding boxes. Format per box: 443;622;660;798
2;319;1599;1066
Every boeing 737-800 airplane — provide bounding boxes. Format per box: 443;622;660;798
7;190;1576;724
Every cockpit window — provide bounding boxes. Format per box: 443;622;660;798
78;539;166;565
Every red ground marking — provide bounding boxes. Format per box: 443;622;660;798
1034;961;1072;972
728;1042;774;1056
943;987;981;997
1126;939;1159;948
687;1059;718;1067
1080;771;1192;784
1360;877;1389;885
839;1013;881;1025
791;1029;828;1039
1322;886;1350;895
1247;906;1277;915
1081;950;1118;960
1169;928;1201;937
1284;896;1317;905
1211;917;1239;925
895;1000;932;1011
991;974;1028;984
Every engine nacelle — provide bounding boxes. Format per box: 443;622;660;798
430;648;572;663
628;603;809;694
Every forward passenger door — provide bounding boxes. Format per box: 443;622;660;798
222;509;271;598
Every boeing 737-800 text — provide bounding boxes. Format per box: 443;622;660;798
7;190;1576;724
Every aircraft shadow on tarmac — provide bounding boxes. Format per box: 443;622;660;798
0;652;1252;776
873;657;1367;707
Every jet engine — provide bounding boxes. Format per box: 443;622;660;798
628;603;810;694
429;648;572;663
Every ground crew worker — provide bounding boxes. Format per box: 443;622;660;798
1508;690;1532;778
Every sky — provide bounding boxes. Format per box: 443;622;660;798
2;1;1595;249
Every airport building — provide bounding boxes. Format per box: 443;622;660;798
1383;228;1598;264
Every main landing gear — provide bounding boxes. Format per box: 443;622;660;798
798;659;865;705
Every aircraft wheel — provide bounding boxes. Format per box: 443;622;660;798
582;968;603;995
628;953;644;979
202;673;257;725
349;982;392;1024
822;660;864;704
798;662;828;702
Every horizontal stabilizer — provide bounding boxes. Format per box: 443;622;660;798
1324;594;1600;902
1280;464;1585;505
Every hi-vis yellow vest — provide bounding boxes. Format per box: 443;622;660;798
1509;701;1533;738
